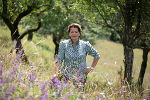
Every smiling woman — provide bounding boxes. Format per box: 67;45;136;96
69;27;81;45
55;23;100;84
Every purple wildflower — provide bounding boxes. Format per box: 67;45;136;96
55;91;62;99
95;96;100;100
0;77;4;86
12;85;16;94
120;86;125;100
25;95;34;100
0;94;3;100
4;88;11;100
40;82;49;100
12;53;21;65
81;79;85;84
100;90;105;100
63;76;67;83
76;67;83;77
17;73;24;82
120;86;124;95
127;98;131;100
52;76;61;89
114;88;117;91
29;72;37;83
148;84;150;90
19;50;24;55
100;95;104;100
148;84;150;100
0;63;4;76
5;96;10;100
79;86;83;92
143;94;148;100
14;94;19;99
40;93;49;100
4;88;10;95
111;88;117;95
40;82;47;95
0;64;3;86
12;64;20;74
52;77;60;83
78;75;83;82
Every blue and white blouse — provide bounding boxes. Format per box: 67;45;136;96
56;39;100;80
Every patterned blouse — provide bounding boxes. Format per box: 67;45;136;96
56;39;100;80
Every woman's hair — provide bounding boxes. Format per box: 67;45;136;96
67;23;82;35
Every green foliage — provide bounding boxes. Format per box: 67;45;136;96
35;0;99;45
19;0;54;32
39;2;70;36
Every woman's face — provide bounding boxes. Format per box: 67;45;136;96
69;27;80;41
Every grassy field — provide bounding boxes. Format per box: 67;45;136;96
0;25;150;99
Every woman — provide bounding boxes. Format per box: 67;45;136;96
55;23;100;84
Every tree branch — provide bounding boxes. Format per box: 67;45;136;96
133;0;142;38
87;24;100;35
114;0;126;24
1;0;12;30
2;0;7;14
91;1;122;35
14;6;33;26
17;3;54;40
18;15;41;40
134;23;150;42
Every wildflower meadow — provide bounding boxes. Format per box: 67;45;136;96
0;26;150;100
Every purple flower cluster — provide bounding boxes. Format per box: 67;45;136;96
40;82;49;100
0;51;149;100
0;52;22;99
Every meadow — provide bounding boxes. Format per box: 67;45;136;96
0;26;150;100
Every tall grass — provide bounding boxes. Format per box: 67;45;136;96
0;25;150;99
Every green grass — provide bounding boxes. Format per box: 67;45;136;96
0;25;150;99
87;39;150;89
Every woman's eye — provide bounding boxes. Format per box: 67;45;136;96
70;31;78;33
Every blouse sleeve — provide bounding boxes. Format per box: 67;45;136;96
85;41;100;58
56;41;65;63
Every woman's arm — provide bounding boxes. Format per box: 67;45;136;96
55;41;65;73
84;41;100;74
84;58;100;74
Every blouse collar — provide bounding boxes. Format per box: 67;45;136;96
69;38;80;46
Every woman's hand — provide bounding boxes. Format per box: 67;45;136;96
55;62;62;73
84;67;94;74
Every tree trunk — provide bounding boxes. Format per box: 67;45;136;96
10;28;28;63
123;45;134;84
52;35;60;56
10;28;22;52
54;42;59;56
27;33;33;41
138;48;149;87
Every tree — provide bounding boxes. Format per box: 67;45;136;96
136;33;150;88
38;0;72;56
0;0;53;61
79;0;150;83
